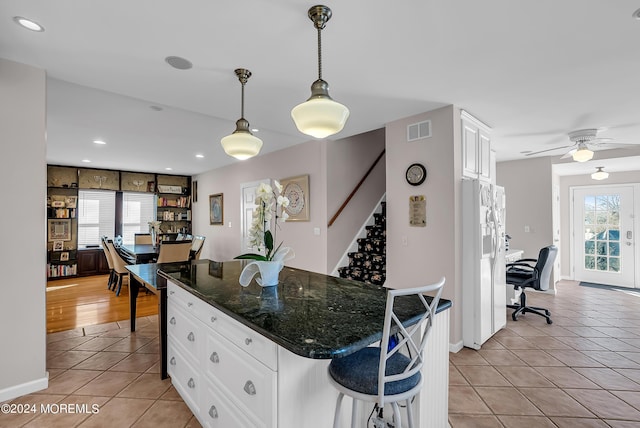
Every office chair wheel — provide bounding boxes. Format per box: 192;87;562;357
546;318;553;325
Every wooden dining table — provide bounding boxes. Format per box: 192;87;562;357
118;243;159;264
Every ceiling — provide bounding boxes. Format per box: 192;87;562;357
2;1;640;176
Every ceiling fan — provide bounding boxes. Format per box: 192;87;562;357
525;128;635;162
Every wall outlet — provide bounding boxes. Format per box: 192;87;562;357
524;225;530;233
401;236;408;246
313;227;320;236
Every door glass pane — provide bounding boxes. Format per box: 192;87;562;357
582;193;622;273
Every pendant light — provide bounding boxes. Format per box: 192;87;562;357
591;167;609;180
221;68;263;160
572;142;594;162
291;5;349;139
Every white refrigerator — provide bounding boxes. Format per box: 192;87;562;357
462;179;507;349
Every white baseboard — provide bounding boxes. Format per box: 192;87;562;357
449;340;464;353
0;375;48;403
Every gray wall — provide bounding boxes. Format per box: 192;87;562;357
0;58;48;400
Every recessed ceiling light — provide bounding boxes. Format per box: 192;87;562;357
93;139;106;145
82;159;91;163
195;154;204;158
165;56;192;70
633;8;640;19
150;105;163;111
13;16;44;32
165;167;173;171
251;128;259;133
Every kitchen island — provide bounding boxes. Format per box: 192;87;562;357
160;259;451;427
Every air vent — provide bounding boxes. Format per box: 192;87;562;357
407;120;432;142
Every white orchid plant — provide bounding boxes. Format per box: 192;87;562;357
148;221;162;234
236;181;290;261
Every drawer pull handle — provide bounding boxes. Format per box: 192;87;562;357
208;405;218;419
188;378;195;389
170;357;176;366
169;317;176;325
210;316;217;323
188;302;194;307
187;332;195;342
244;380;256;396
169;290;175;295
210;352;219;364
245;338;252;346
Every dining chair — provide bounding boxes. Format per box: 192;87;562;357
189;235;206;260
156;241;192;263
328;277;445;428
134;233;153;245
100;236;116;291
105;241;131;296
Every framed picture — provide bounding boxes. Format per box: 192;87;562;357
48;219;71;241
280;174;310;221
209;193;224;225
53;240;64;251
60;252;69;261
65;196;77;208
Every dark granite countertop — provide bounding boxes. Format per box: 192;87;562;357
158;259;451;359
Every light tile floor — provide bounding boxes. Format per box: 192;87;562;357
1;316;201;428
4;280;640;427
449;280;640;428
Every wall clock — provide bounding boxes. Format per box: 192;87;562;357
405;163;427;186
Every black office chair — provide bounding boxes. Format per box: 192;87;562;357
506;245;557;325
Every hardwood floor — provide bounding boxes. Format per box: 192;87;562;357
46;274;158;333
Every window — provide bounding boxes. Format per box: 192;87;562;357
122;192;157;245
77;190;116;248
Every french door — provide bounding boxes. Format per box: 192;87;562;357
240;179;269;254
572;186;636;287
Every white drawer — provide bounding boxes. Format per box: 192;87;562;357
206;307;278;371
200;376;260;428
168;281;201;316
167;301;201;363
204;328;277;427
168;338;200;415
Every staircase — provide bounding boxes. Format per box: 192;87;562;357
337;201;386;286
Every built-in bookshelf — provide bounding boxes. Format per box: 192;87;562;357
47;166;79;279
46;166;192;280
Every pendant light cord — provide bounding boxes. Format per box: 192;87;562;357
317;27;323;81
240;81;245;118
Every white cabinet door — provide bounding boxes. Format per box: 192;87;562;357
479;130;491;181
462;120;479;179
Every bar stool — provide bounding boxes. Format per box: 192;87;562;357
328;278;445;428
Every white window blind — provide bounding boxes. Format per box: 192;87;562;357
122;192;157;245
77;190;116;247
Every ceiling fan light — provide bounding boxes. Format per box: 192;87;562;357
291;97;349;139
591;167;609;181
221;129;263;160
572;147;594;162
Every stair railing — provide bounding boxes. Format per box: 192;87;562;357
328;149;385;228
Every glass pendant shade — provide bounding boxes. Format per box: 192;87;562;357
591;167;609;180
572;145;594;162
291;95;349;139
221;125;263;160
221;69;262;160
291;5;349;139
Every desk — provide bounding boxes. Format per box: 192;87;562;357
125;261;189;380
119;244;158;264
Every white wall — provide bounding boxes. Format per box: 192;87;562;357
496;157;555;265
326;128;385;272
192;140;328;273
0;58;48;401
385;105;462;344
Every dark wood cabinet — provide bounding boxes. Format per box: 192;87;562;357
77;249;110;277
